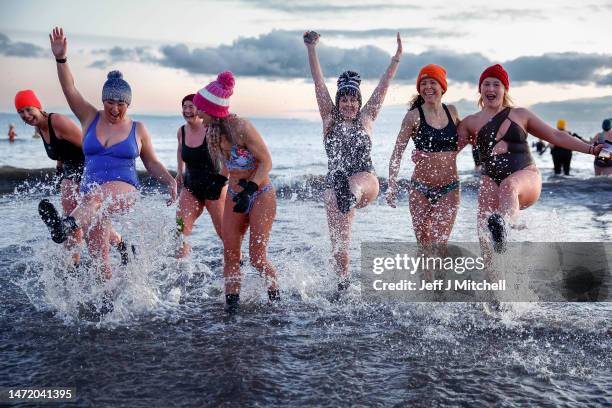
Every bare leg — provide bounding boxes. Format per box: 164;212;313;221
325;189;355;282
204;185;227;241
60;179;82;263
222;196;249;295
247;189;277;291
175;189;204;258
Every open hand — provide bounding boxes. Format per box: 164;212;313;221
49;27;67;59
394;32;403;59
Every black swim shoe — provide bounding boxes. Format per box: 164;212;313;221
487;214;507;253
331;170;356;214
38;199;77;244
268;289;281;302
225;293;240;313
116;240;137;266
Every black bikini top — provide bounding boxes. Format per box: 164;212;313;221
477;107;530;159
413;104;458;152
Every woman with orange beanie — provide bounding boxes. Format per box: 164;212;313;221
387;64;462;253
458;64;605;252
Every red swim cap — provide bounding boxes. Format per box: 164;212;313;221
15;89;42;111
479;64;509;91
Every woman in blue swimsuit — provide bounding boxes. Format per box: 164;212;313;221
38;27;177;281
193;71;278;311
387;64;462;252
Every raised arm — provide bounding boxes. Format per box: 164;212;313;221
362;32;402;126
138;123;177;204
524;109;603;155
303;31;334;123
241;119;273;187
49;27;97;127
387;110;417;207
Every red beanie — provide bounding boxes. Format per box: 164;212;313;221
479;64;509;91
15;90;42;111
416;64;447;93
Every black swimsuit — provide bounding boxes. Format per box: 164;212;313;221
40;113;85;182
477;107;534;185
181;125;227;201
324;119;374;187
413;104;458;152
410;104;460;205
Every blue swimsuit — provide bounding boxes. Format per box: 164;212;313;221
80;113;140;193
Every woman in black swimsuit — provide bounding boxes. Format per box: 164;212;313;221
458;64;604;252
175;94;227;258
388;64;461;252
304;30;402;290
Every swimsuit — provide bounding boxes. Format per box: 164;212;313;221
225;144;272;214
411;180;460;205
227;184;273;214
324;120;374;188
411;104;460;204
476;107;534;185
413;104;458;152
80;113;140;194
40;113;84;183
181;125;227;201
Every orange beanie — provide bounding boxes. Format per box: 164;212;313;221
15;90;42;111
416;64;447;93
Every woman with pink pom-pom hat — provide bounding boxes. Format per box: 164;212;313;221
193;71;279;312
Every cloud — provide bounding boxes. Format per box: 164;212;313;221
89;45;156;68
504;53;612;85
529;95;612;124
438;8;544;21
7;30;611;87
242;0;420;13
0;32;46;58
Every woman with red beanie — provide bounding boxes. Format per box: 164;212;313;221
387;64;461;255
38;27;177;286
193;71;278;312
304;30;402;293
174;93;227;258
458;64;605;252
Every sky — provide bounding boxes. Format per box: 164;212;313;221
0;0;611;119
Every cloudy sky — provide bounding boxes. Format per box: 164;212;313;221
1;0;611;118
